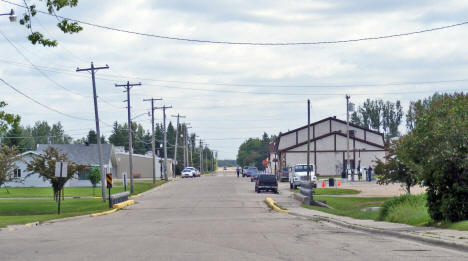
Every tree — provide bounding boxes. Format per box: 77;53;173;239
407;93;468;222
0;145;20;192
27;146;87;200
18;0;83;47
375;135;421;194
0;101;20;136
87;166;101;195
237;133;273;170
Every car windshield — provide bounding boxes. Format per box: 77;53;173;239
294;165;314;172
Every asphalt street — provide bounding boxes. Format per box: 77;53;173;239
0;171;467;260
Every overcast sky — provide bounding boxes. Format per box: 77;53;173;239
1;0;467;159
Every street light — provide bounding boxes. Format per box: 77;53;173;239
1;9;17;22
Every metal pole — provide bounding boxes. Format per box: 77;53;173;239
151;99;155;183
346;94;351;181
183;125;187;168
116;81;141;193
76;62;109;202
163;108;168;180
199;140;203;174
307;99;311;180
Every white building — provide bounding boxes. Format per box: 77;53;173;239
6;144;115;187
271;117;386;176
6;144;172;188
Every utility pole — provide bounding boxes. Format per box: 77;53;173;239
185;125;192;167
115;81;141;193
199;140;203;174
143;98;163;184
204;144;209;172
156;105;172;180
171;114;185;176
346;94;351;181
307;99;311;180
189;133;193;166
183;124;190;168
76;62;109;202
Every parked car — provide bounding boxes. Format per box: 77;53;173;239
187;167;200;177
289;164;317;189
181;168;194;178
246;167;258;178
279;167;289;182
223;166;227;170
242;166;249;177
255;174;278;193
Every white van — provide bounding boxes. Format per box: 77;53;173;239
289;164;317;189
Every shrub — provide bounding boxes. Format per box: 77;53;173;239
379;194;431;226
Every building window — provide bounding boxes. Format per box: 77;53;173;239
14;169;21;178
78;170;89;180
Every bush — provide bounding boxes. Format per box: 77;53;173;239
379;194;431;226
395;93;468;222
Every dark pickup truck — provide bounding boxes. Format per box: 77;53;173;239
255;174;278;193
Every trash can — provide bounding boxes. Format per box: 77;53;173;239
329;178;335;187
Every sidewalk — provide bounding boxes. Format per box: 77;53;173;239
269;189;468;252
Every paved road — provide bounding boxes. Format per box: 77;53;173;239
1;171;466;260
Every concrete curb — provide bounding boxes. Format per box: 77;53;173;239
289;211;468;253
112;199;135;209
265;197;289;213
89;199;135;217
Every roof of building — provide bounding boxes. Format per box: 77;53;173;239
278;131;386;152
36;144;113;166
278;116;383;138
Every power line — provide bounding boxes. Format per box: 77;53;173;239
2;57;468;92
0;77;92;121
3;0;468;46
0;30;121;110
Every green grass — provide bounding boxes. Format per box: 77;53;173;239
0;180;167;198
378;194;432;226
302;195;388;220
442;221;468;231
292;188;360;195
0;198;109;228
302;193;468;231
0;180;167;228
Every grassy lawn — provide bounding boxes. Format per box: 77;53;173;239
0;198;109;228
292;188;360;195
302;195;388;220
0;180;167;198
301;193;468;231
0;180;167;228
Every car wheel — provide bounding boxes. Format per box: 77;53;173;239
274;189;278;194
257;189;260;193
290;183;293;189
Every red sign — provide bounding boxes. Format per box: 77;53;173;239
262;160;268;167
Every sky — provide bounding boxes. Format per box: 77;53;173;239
0;0;467;160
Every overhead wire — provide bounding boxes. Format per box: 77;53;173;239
0;30;122;110
3;0;468;46
0;77;92;121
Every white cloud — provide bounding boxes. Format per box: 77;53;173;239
1;0;468;159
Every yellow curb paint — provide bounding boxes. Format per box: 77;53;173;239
265;197;289;214
112;199;135;209
90;208;117;217
130;194;141;198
